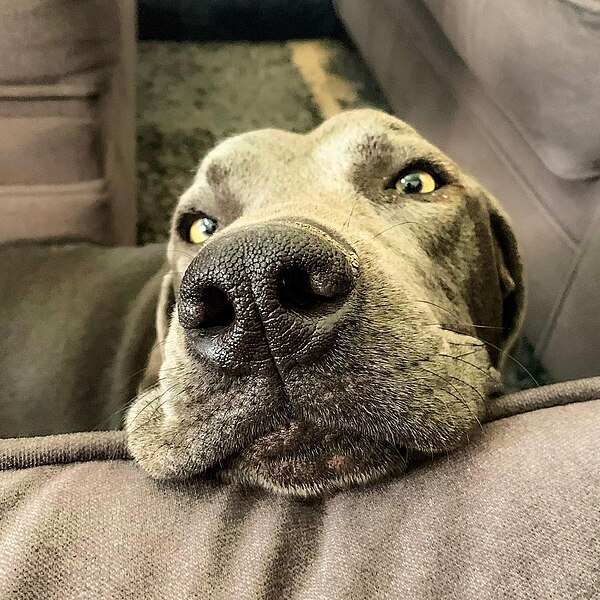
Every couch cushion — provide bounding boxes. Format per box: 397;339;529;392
421;0;600;180
0;0;118;86
0;117;101;185
0;242;165;436
0;0;136;246
0;379;598;599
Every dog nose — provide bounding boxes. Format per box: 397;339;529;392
177;221;359;373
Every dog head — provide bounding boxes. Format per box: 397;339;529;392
126;110;524;497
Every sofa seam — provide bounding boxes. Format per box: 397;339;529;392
484;396;600;425
0;457;132;474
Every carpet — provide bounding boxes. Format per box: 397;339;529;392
136;39;388;244
136;39;550;392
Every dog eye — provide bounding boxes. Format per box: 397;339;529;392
395;171;437;194
189;216;217;243
180;214;218;244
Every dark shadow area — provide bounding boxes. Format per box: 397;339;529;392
138;0;343;41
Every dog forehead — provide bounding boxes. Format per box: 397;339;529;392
309;109;424;162
310;108;417;137
194;111;428;194
199;128;303;175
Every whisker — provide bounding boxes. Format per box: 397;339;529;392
135;387;206;463
342;198;360;232
441;327;540;387
371;221;418;240
92;362;192;431
116;339;171;387
150;390;227;461
417;300;507;330
416;365;485;434
438;353;497;383
171;249;199;261
447;340;484;348
454;347;485;359
124;382;184;437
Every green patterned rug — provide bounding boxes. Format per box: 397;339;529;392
136;39;550;392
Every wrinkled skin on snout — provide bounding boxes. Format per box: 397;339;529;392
126;110;524;497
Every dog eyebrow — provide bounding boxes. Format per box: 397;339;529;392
202;161;243;220
355;133;394;163
388;122;415;135
205;162;229;191
349;133;396;199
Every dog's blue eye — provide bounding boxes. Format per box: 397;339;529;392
189;216;218;244
396;171;437;194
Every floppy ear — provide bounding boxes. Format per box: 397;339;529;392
139;270;176;392
486;200;526;369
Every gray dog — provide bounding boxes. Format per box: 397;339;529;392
125;109;525;497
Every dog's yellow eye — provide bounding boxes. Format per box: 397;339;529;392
396;171;437;194
189;216;217;244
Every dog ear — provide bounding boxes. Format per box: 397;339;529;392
486;200;526;369
139;270;176;393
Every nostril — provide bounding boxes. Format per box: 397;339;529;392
194;285;235;330
278;266;348;314
279;267;319;311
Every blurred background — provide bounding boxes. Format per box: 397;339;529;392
1;0;599;388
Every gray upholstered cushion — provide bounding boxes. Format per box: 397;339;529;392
0;242;164;438
0;0;118;85
1;379;598;598
422;0;600;180
0;0;136;245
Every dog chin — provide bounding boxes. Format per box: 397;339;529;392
215;421;408;498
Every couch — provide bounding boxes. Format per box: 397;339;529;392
0;0;137;246
334;0;600;382
1;378;599;598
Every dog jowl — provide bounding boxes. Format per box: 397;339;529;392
126;109;524;497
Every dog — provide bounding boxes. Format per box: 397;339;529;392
125;109;525;497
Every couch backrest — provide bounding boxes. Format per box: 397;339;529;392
0;0;137;245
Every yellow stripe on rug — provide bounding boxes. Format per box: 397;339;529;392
288;40;358;119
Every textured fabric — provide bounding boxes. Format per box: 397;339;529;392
422;0;600;180
0;0;118;85
0;432;127;471
0;183;110;245
0;118;101;185
0;382;599;599
0;0;136;245
541;206;600;380
334;0;600;382
484;376;600;421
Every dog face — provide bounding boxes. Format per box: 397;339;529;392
126;110;524;497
